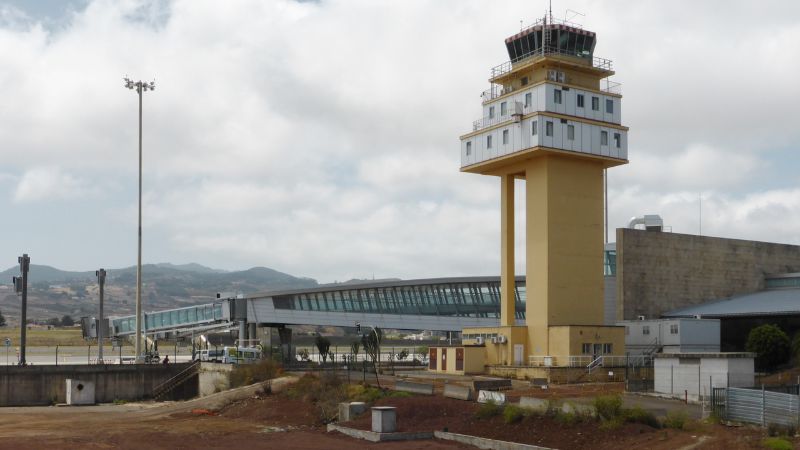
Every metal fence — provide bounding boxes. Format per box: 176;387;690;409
712;387;800;427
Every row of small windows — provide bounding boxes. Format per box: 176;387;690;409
581;343;614;354
466;122;622;155
553;89;614;114
489;90;614;119
634;324;680;336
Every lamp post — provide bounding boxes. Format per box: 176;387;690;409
124;77;155;361
96;269;106;364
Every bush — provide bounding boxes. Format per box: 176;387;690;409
503;404;527;424
762;437;793;450
594;395;623;421
767;422;797;438
662;410;688;429
746;324;790;370
475;400;503;419
229;359;283;388
624;406;660;429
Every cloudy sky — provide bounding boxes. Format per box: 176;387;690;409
1;0;799;282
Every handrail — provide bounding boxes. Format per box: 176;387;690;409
490;46;613;79
153;360;200;398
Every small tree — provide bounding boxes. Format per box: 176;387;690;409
60;315;75;327
0;310;5;327
361;327;382;387
350;341;360;364
314;335;331;365
746;324;790;370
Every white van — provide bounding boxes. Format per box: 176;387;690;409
221;346;261;364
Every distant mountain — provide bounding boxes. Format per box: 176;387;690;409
0;262;318;322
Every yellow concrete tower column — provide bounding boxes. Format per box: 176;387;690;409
500;173;516;327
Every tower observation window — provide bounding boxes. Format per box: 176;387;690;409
606;99;614;114
531;120;538;136
489;106;495;119
577;94;584;108
614;133;621;148
487;135;493;149
591;97;599;111
502;129;509;145
601;131;608;146
466;141;472;156
545;121;553;137
554;89;562;104
525;93;532;108
501;102;507;116
567;125;575;140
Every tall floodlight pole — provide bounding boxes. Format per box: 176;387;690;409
96;269;106;363
124;77;155;361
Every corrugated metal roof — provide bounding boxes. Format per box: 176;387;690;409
663;288;800;318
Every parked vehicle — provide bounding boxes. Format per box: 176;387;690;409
196;347;260;364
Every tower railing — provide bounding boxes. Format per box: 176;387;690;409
490;46;613;79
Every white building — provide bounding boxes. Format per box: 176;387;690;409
619;318;720;355
654;352;755;402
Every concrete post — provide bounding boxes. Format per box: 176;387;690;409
249;323;257;345
238;321;246;347
499;174;515;327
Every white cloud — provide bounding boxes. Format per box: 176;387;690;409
12;167;96;203
1;0;799;279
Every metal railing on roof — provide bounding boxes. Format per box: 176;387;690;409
490;46;613;79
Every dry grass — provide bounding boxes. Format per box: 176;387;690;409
2;327;90;346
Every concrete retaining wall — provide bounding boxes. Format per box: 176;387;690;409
0;363;196;406
395;380;434;395
443;384;473;401
434;431;552;450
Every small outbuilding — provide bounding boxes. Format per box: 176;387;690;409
654;352;755;401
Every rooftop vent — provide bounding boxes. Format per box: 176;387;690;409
628;215;664;232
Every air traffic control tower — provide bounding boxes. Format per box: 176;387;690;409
457;16;628;372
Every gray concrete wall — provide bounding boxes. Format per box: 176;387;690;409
603;276;616;325
0;363;195;406
616;229;800;320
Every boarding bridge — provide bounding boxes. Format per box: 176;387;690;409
102;276;526;339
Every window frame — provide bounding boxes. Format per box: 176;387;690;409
486;134;493;149
502;129;509;145
614;132;621;148
554;89;562;104
601;130;608;146
524;92;532;108
591;96;599;111
500;101;507;116
577;94;584;108
642;325;650;335
567;124;575;141
531;120;538;136
488;106;495;119
465;141;472;156
606;98;614;114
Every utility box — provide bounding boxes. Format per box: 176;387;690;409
66;379;96;405
371;406;396;433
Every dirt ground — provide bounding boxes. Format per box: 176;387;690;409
0;373;793;449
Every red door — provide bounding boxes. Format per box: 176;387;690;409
429;348;437;370
456;348;464;371
441;349;448;371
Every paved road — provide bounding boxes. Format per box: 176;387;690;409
0;345;193;365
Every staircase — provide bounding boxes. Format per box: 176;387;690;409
152;361;200;400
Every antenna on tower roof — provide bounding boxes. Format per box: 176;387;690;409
564;9;585;28
548;0;553;23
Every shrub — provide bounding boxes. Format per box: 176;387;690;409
594;395;623;421
347;384;385;403
746;324;790;370
503;404;526;424
762;437;793;450
767;422;797;438
229;359;283;388
662;410;688;429
475;400;503;419
624;406;661;429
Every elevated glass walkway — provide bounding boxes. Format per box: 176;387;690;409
110;276;527;335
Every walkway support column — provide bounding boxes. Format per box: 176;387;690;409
500;173;516;327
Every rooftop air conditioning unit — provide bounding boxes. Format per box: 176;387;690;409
491;336;498;344
543;356;553;367
475;336;484;345
637;315;646;321
497;335;507;344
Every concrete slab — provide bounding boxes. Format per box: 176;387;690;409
327;424;432;442
443;384;473;401
395;380;434;395
434;430;553;449
371;406;397;433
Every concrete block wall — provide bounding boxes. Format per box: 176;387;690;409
0;363;196;406
616;229;800;320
